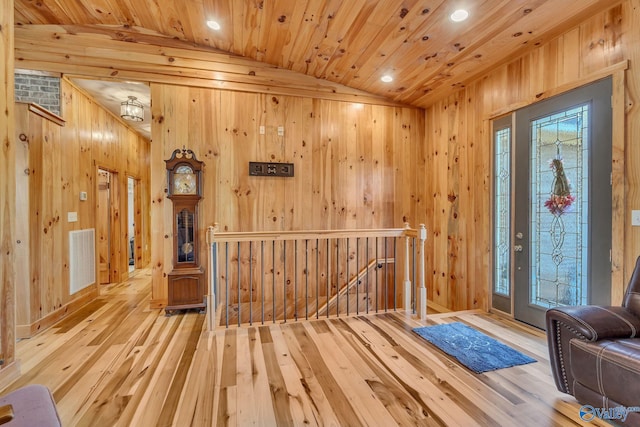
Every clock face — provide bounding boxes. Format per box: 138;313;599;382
173;166;197;194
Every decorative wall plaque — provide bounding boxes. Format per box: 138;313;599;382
249;161;294;177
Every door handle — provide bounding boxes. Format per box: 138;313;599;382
514;245;523;252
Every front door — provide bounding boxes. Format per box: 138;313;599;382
493;78;612;329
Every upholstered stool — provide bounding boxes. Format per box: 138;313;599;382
0;384;61;426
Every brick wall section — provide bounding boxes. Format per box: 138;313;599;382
14;73;61;115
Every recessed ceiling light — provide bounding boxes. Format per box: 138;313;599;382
450;9;469;22
381;75;393;83
206;20;221;30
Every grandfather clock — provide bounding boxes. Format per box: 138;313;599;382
165;147;206;315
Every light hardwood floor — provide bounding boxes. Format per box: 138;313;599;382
1;270;607;426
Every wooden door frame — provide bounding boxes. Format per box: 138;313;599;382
488;65;627;316
96;167;121;284
127;175;144;272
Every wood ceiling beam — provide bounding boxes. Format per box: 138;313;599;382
14;25;411;108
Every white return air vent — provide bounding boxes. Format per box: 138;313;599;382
69;229;96;294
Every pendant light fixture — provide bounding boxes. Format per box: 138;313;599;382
120;96;144;122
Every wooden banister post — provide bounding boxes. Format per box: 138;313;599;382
417;224;427;321
403;222;412;312
206;223;218;332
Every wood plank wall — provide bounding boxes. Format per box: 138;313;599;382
12;79;151;336
0;0;16;385
8;1;640;316
149;86;424;306
419;2;635;311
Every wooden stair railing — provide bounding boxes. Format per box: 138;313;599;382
310;258;393;319
206;223;427;331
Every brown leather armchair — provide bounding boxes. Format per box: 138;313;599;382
546;257;640;425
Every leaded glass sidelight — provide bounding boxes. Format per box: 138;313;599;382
530;105;589;308
494;126;511;297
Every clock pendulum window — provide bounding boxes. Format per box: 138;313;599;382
164;147;206;315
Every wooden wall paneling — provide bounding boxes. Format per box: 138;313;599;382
66;80;93;233
458;95;472;310
306;100;321;231
368;106;383;229
252;95;270;232
357;104;374;230
420;2;634;312
339;101;357;231
217;89;241;232
622;0;640;294
381;107;396;228
42;116;58;314
63;91;82;238
14;105;30;329
390;107;407;307
476;89;492;312
611;70;626;304
27;113;43;325
150;84;424;308
328;101;346;232
392;109;412;231
580;5;624;75
312;100;331;231
186;88;211;276
371;106;388;226
477;94;492;311
50;117;66;312
391;107;406;228
260;93;283;233
270;95;289;232
0;0;16;381
411;108;427;227
151;84;181;305
446;94;461;311
280;96;301;230
291;98;314;231
559;28;582;84
429;101;449;309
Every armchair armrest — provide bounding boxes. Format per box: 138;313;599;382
546;305;640;394
0;404;14;425
547;305;640;341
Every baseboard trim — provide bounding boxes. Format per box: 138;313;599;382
16;288;100;338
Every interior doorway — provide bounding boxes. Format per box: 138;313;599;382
127;177;136;273
97;169;112;284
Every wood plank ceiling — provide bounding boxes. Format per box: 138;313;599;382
14;0;616;108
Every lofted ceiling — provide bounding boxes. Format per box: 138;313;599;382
14;0;617;110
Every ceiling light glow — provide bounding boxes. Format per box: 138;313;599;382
381;75;393;83
206;20;221;30
450;9;469;22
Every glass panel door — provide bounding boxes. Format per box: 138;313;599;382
495;77;612;329
529;105;589;309
492;116;513;314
